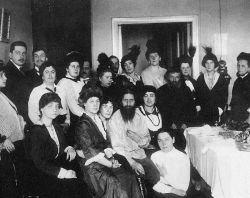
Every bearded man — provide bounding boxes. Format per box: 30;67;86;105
108;89;172;194
157;68;198;130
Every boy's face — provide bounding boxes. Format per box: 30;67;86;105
157;132;174;153
237;59;250;76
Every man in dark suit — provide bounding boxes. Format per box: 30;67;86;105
3;41;27;104
25;46;47;86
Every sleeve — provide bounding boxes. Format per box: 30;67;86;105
56;86;70;124
216;77;228;110
141;70;153;86
178;155;190;191
28;88;41;124
30;127;61;177
57;80;84;117
0;100;11;138
107;115;134;165
75;119;102;159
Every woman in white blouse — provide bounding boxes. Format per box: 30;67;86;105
28;61;69;125
57;52;85;117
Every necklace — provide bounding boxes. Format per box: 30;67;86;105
139;106;161;127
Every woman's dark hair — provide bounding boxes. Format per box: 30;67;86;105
78;84;103;107
178;55;192;68
64;51;84;69
157;128;175;139
96;66;112;78
10;41;27;52
39;61;56;77
201;47;219;68
237;52;250;66
121;45;140;71
39;92;62;115
100;96;114;107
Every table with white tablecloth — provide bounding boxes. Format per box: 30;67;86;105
185;126;250;198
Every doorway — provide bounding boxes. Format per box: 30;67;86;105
112;16;199;78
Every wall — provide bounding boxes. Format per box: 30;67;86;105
0;0;33;67
91;0;250;102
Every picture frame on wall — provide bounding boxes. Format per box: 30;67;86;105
0;8;11;43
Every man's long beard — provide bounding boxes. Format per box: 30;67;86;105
120;105;136;123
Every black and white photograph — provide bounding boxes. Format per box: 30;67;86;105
0;0;250;198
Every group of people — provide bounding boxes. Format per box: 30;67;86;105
0;39;249;198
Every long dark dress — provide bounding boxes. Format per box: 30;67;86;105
75;113;142;198
29;124;87;198
196;73;228;124
230;73;250;121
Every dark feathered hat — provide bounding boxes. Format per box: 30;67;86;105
145;39;161;60
201;47;219;68
121;45;140;71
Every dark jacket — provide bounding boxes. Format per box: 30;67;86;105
3;60;26;104
75;113;110;160
157;81;197;128
230;73;250;121
196;73;228;124
30;124;68;177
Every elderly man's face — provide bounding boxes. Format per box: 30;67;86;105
167;72;181;88
120;93;136;122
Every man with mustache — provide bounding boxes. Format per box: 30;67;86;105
3;41;27;103
108;89;172;195
26;47;48;87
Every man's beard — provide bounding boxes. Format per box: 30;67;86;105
169;81;181;89
120;105;136;123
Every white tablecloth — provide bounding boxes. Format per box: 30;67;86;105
185;126;250;198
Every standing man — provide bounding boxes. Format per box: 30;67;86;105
3;41;27;103
26;46;48;86
230;52;250;122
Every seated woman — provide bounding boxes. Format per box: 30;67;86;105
137;85;162;149
29;92;87;198
98;96;114;130
0;65;26;198
151;129;190;198
75;84;142;198
121;45;143;87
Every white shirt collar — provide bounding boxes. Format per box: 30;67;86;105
10;59;22;71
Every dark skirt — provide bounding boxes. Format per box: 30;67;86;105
79;154;142;198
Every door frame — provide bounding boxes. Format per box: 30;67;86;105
112;15;199;78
